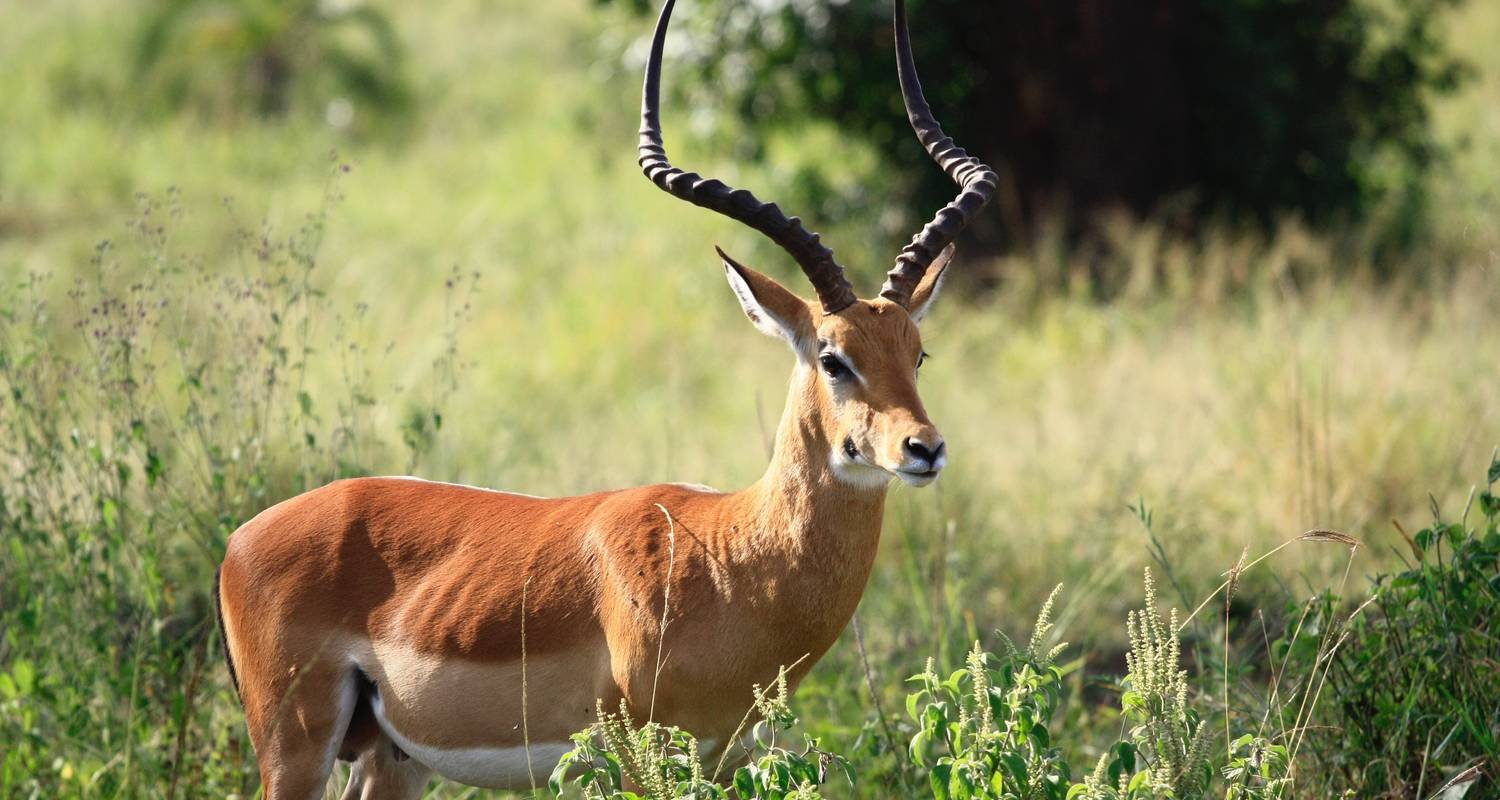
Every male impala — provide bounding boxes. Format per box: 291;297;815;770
215;0;996;795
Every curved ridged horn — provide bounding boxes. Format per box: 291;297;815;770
880;0;998;307
639;0;857;315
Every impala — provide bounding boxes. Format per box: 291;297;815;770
215;0;995;795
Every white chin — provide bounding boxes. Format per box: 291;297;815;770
831;457;896;489
895;469;940;487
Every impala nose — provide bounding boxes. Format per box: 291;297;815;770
904;437;946;469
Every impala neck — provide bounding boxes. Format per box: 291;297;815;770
744;361;888;557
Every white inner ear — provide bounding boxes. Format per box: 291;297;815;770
907;265;948;324
724;262;801;344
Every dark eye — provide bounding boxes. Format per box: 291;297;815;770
917;351;929;370
819;353;851;380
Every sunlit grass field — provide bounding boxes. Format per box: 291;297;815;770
2;0;1498;796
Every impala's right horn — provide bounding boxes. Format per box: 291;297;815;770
638;0;857;315
879;0;998;309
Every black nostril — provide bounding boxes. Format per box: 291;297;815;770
904;437;937;462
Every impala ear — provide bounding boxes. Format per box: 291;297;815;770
718;247;816;355
907;244;955;324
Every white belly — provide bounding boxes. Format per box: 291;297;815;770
370;689;574;789
352;637;603;789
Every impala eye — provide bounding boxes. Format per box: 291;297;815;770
917;351;930;370
819;353;851;380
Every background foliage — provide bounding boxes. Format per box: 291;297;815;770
133;0;413;129
608;0;1471;274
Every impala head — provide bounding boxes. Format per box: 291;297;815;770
638;0;996;488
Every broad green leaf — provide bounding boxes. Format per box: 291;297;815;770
950;764;973;800
603;751;622;787
928;763;952;800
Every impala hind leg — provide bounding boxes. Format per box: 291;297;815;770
337;682;431;800
240;662;359;800
339;741;431;800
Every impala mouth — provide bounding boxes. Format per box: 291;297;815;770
894;466;942;486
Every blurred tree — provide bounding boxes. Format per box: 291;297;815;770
611;0;1468;268
134;0;411;130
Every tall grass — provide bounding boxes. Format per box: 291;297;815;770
0;178;475;796
1286;469;1500;796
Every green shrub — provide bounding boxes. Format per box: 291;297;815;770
1290;455;1500;797
550;666;852;799
0;173;472;796
904;586;1073;799
1075;570;1235;799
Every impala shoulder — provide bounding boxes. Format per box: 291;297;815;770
622;482;732;515
580;483;735;560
